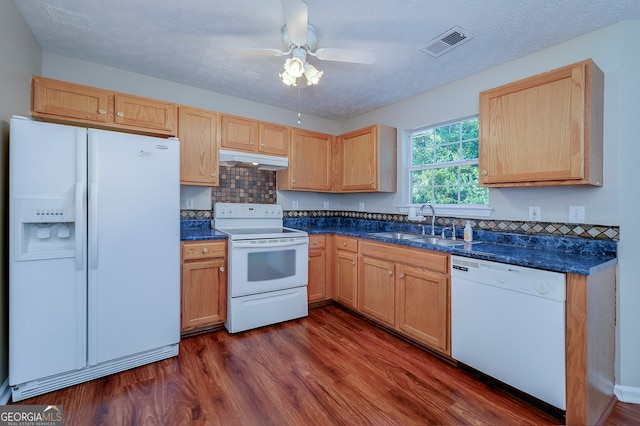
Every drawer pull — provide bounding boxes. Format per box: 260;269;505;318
388;271;393;276
352;261;356;266
202;248;209;254
399;273;405;279
117;111;124;117
98;109;106;115
219;267;225;272
343;242;347;247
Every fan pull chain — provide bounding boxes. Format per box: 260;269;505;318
297;85;302;124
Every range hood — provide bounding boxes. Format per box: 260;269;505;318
218;149;288;171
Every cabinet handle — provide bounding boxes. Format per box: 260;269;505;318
343;242;347;247
388;271;393;276
481;170;488;176
219;267;225;272
313;240;319;245
399;273;405;279
250;140;255;145
211;173;217;178
98;109;106;115
260;143;265;147
117;111;124;117
202;248;209;254
352;261;356;266
371;181;375;184
292;179;297;183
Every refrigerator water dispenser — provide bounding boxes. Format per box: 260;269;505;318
14;197;78;261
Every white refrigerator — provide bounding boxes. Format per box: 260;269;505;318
9;116;180;401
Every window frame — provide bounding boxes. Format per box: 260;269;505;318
403;115;492;218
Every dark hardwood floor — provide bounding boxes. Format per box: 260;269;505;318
13;305;640;425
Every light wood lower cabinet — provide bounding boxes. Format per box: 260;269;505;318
181;240;227;334
358;240;450;355
308;235;332;303
359;256;395;325
334;236;359;308
396;264;449;354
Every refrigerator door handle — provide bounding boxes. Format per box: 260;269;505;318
89;183;99;269
75;183;85;271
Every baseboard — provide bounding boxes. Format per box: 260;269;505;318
615;384;640;404
0;378;11;404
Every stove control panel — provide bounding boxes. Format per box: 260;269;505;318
214;203;283;219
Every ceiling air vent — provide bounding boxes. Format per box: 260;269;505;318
419;26;474;57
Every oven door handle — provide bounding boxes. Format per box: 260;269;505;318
232;239;308;249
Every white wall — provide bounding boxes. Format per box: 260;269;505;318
339;23;623;226
616;20;640;400
0;0;42;397
42;52;341;136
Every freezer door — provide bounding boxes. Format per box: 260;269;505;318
9;117;88;385
87;129;180;365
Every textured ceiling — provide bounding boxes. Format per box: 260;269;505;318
14;0;640;121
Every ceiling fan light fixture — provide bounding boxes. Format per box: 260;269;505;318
283;56;305;78
279;69;298;86
304;63;323;85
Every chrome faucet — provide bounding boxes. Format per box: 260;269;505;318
419;204;436;236
441;225;456;240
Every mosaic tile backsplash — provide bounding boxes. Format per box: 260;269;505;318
179;168;619;241
180;167;276;219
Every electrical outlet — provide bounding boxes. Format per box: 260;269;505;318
185;198;194;209
359;201;365;211
569;205;585;223
323;201;330;210
529;206;541;221
292;200;299;210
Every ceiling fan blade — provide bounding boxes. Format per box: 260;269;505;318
224;48;288;57
282;0;308;46
313;48;377;64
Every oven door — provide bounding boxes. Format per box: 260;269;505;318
228;237;308;297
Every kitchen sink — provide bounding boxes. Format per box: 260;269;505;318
368;232;425;240
411;237;466;246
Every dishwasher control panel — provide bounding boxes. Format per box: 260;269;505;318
451;256;565;302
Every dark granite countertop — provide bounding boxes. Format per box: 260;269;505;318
180;218;617;276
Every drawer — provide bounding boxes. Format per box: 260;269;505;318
335;235;358;253
182;240;227;260
309;235;326;249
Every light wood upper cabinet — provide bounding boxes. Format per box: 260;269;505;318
479;59;604;187
278;128;333;191
181;241;227;334
336;124;397;192
178;106;219;186
220;114;288;156
31;76;177;136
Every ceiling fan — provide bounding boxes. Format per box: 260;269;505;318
227;0;376;86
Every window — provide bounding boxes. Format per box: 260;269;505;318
408;116;488;206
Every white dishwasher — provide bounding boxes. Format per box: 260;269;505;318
451;255;566;411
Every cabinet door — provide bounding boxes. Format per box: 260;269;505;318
178;107;219;186
335;250;358;308
396;264;449;354
259;122;289;156
181;258;227;332
220;114;258;152
114;94;177;135
32;76;110;123
479;59;603;187
360;256;395;326
308;248;327;302
279;128;333;191
338;125;377;191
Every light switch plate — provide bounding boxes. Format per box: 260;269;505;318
529;206;541;221
569;205;585;223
